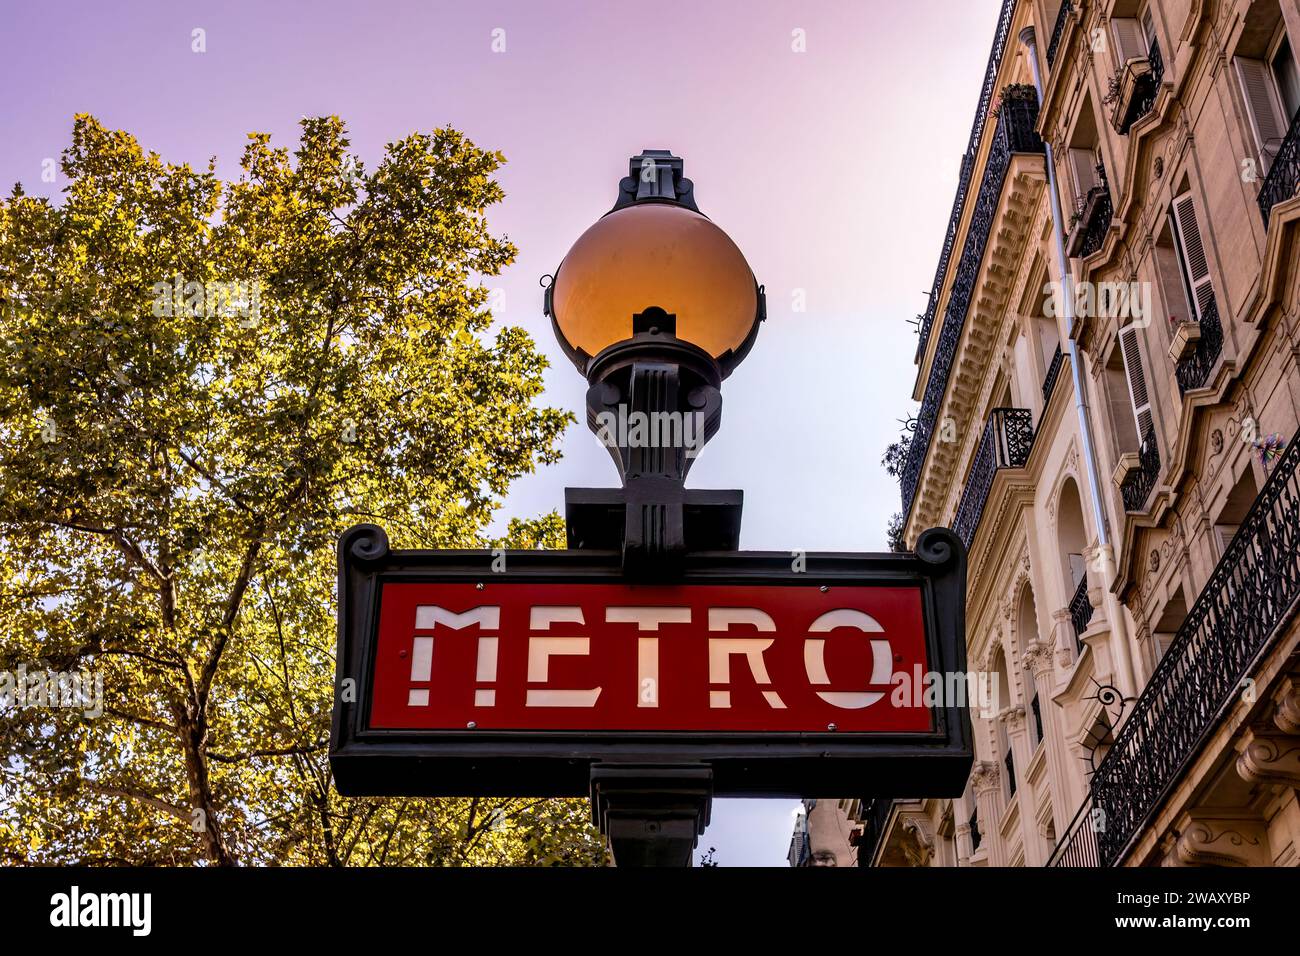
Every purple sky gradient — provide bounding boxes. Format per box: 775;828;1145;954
1;0;1005;866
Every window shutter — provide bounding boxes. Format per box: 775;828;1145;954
1119;324;1154;440
1170;192;1216;322
1111;17;1147;63
1234;56;1288;171
1068;148;1100;205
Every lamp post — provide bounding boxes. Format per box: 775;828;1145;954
545;149;765;579
543;150;765;864
330;152;971;870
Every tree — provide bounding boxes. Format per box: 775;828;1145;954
0;114;604;866
880;416;915;480
882;418;915;553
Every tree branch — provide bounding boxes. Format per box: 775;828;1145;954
206;740;327;763
83;780;190;825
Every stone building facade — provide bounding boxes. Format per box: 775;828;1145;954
842;0;1300;868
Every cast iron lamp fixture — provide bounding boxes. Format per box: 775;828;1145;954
544;149;765;577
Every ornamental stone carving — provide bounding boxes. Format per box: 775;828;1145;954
970;760;1001;794
1024;639;1056;678
1166;812;1270;867
1273;680;1300;735
999;705;1026;731
1235;729;1300;789
900;816;935;867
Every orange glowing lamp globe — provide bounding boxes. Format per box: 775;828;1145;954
549;201;763;378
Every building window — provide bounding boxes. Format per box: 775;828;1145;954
1214;468;1260;558
1152;218;1193;331
1110;16;1147;66
1141;6;1157;52
1067;146;1103;213
1102;344;1140;459
1235;41;1294;173
969;806;982;852
1273;34;1300;122
1030;691;1044;747
1151;587;1188;668
1004;745;1017;798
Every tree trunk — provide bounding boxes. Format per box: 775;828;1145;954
178;711;237;866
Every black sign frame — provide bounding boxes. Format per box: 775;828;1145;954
330;524;972;798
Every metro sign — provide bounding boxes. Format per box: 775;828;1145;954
371;582;931;733
331;525;972;798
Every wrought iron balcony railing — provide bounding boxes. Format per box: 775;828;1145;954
1069;574;1092;651
1042;343;1065;404
1054;432;1300;866
1048;797;1101;867
1259;107;1300;228
1120;424;1160;512
915;0;1020;362
1175;297;1224;395
901;91;1045;515
1117;39;1164;135
951;408;1035;549
1070;165;1113;259
1046;1;1072;70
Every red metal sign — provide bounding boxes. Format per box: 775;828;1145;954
368;582;932;734
331;525;971;797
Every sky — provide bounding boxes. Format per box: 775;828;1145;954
0;0;1005;865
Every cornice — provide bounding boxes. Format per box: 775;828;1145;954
908;159;1048;539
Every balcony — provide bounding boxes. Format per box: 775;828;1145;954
1042;343;1065;404
951;408;1035;549
1052;433;1300;866
1068;575;1092;652
1174;297;1224;395
913;0;1021;362
1066;165;1113;259
1046;1;1072;70
901;85;1046;515
1110;39;1164;135
1048;800;1101;867
1119;424;1160;512
1259;108;1300;228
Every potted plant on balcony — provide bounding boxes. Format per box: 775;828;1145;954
993;83;1038;118
1167;313;1202;362
1111;451;1142;489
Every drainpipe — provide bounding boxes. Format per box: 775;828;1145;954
1019;25;1137;698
